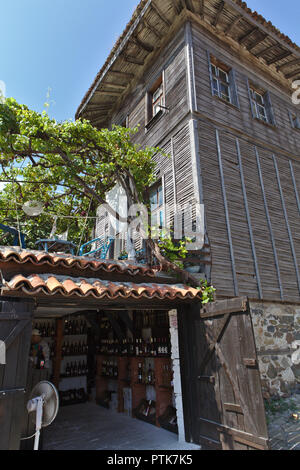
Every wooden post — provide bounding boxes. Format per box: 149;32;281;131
52;319;63;389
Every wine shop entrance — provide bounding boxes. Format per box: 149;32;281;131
26;307;193;450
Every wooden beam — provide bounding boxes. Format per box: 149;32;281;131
285;68;300;79
238;27;259;45
95;90;123;96
101;82;127;90
224;14;242;35
143;18;163;40
277;58;300;72
212;1;225;27
151;2;171;27
172;0;182;15
199;0;204;20
266;50;293;65
129;35;154;53
122;53;145;66
247;33;268;52
254;44;279;58
182;0;195;13
109;70;134;79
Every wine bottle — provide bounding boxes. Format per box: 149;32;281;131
138;363;143;383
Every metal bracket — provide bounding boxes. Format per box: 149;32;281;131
0;387;26;397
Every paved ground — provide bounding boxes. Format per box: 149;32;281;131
43;397;300;451
43;403;200;451
267;393;300;450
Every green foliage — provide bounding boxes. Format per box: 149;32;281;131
197;279;216;304
0;97;162;247
156;229;192;269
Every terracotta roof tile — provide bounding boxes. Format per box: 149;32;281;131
0;247;156;278
2;273;202;302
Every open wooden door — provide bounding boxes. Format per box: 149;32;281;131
0;298;33;450
178;297;269;450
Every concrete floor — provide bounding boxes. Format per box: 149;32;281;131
43;403;200;451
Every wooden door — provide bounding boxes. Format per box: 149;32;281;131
0;298;33;450
178;297;269;450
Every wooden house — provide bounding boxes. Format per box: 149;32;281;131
76;0;300;398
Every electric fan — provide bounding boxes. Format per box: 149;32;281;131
26;381;59;450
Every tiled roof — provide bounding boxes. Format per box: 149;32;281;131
0;247;156;278
2;273;202;301
0;247;201;303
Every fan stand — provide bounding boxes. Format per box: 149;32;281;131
27;395;45;450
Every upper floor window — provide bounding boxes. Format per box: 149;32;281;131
207;53;239;108
151;78;164;118
289;111;300;130
211;64;231;103
146;74;165;126
247;80;276;126
250;89;268;123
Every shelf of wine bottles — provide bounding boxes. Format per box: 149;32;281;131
61;360;88;378
33;320;56;338
61;340;88;357
101;360;118;379
97;337;171;358
63;317;87;336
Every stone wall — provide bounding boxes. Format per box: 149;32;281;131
250;301;300;397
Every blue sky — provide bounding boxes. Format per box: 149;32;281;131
1;0;299;122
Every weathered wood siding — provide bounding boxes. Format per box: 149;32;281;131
192;23;300;155
198;119;300;302
111;26;189;148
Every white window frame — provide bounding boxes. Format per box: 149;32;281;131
211;64;232;103
250;89;268;123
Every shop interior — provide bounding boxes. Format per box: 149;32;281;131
25;309;180;449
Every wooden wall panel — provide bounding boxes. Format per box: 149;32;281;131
198;121;235;297
238;140;282;301
191;23;300;157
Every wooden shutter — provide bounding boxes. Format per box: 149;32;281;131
264;91;276;126
246;79;256;118
206;51;215;96
228;69;240;108
0;299;33;450
178;297;270;450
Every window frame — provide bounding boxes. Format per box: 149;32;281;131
211;63;232;103
250;88;268;123
146;73;165;127
149;181;165;230
289;111;300;130
207;52;240;108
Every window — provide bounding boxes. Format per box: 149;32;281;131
152;80;164;117
146;75;164;125
247;81;276;126
250;89;268;123
211;64;231;103
289;111;300;130
150;183;164;228
207;53;239;108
